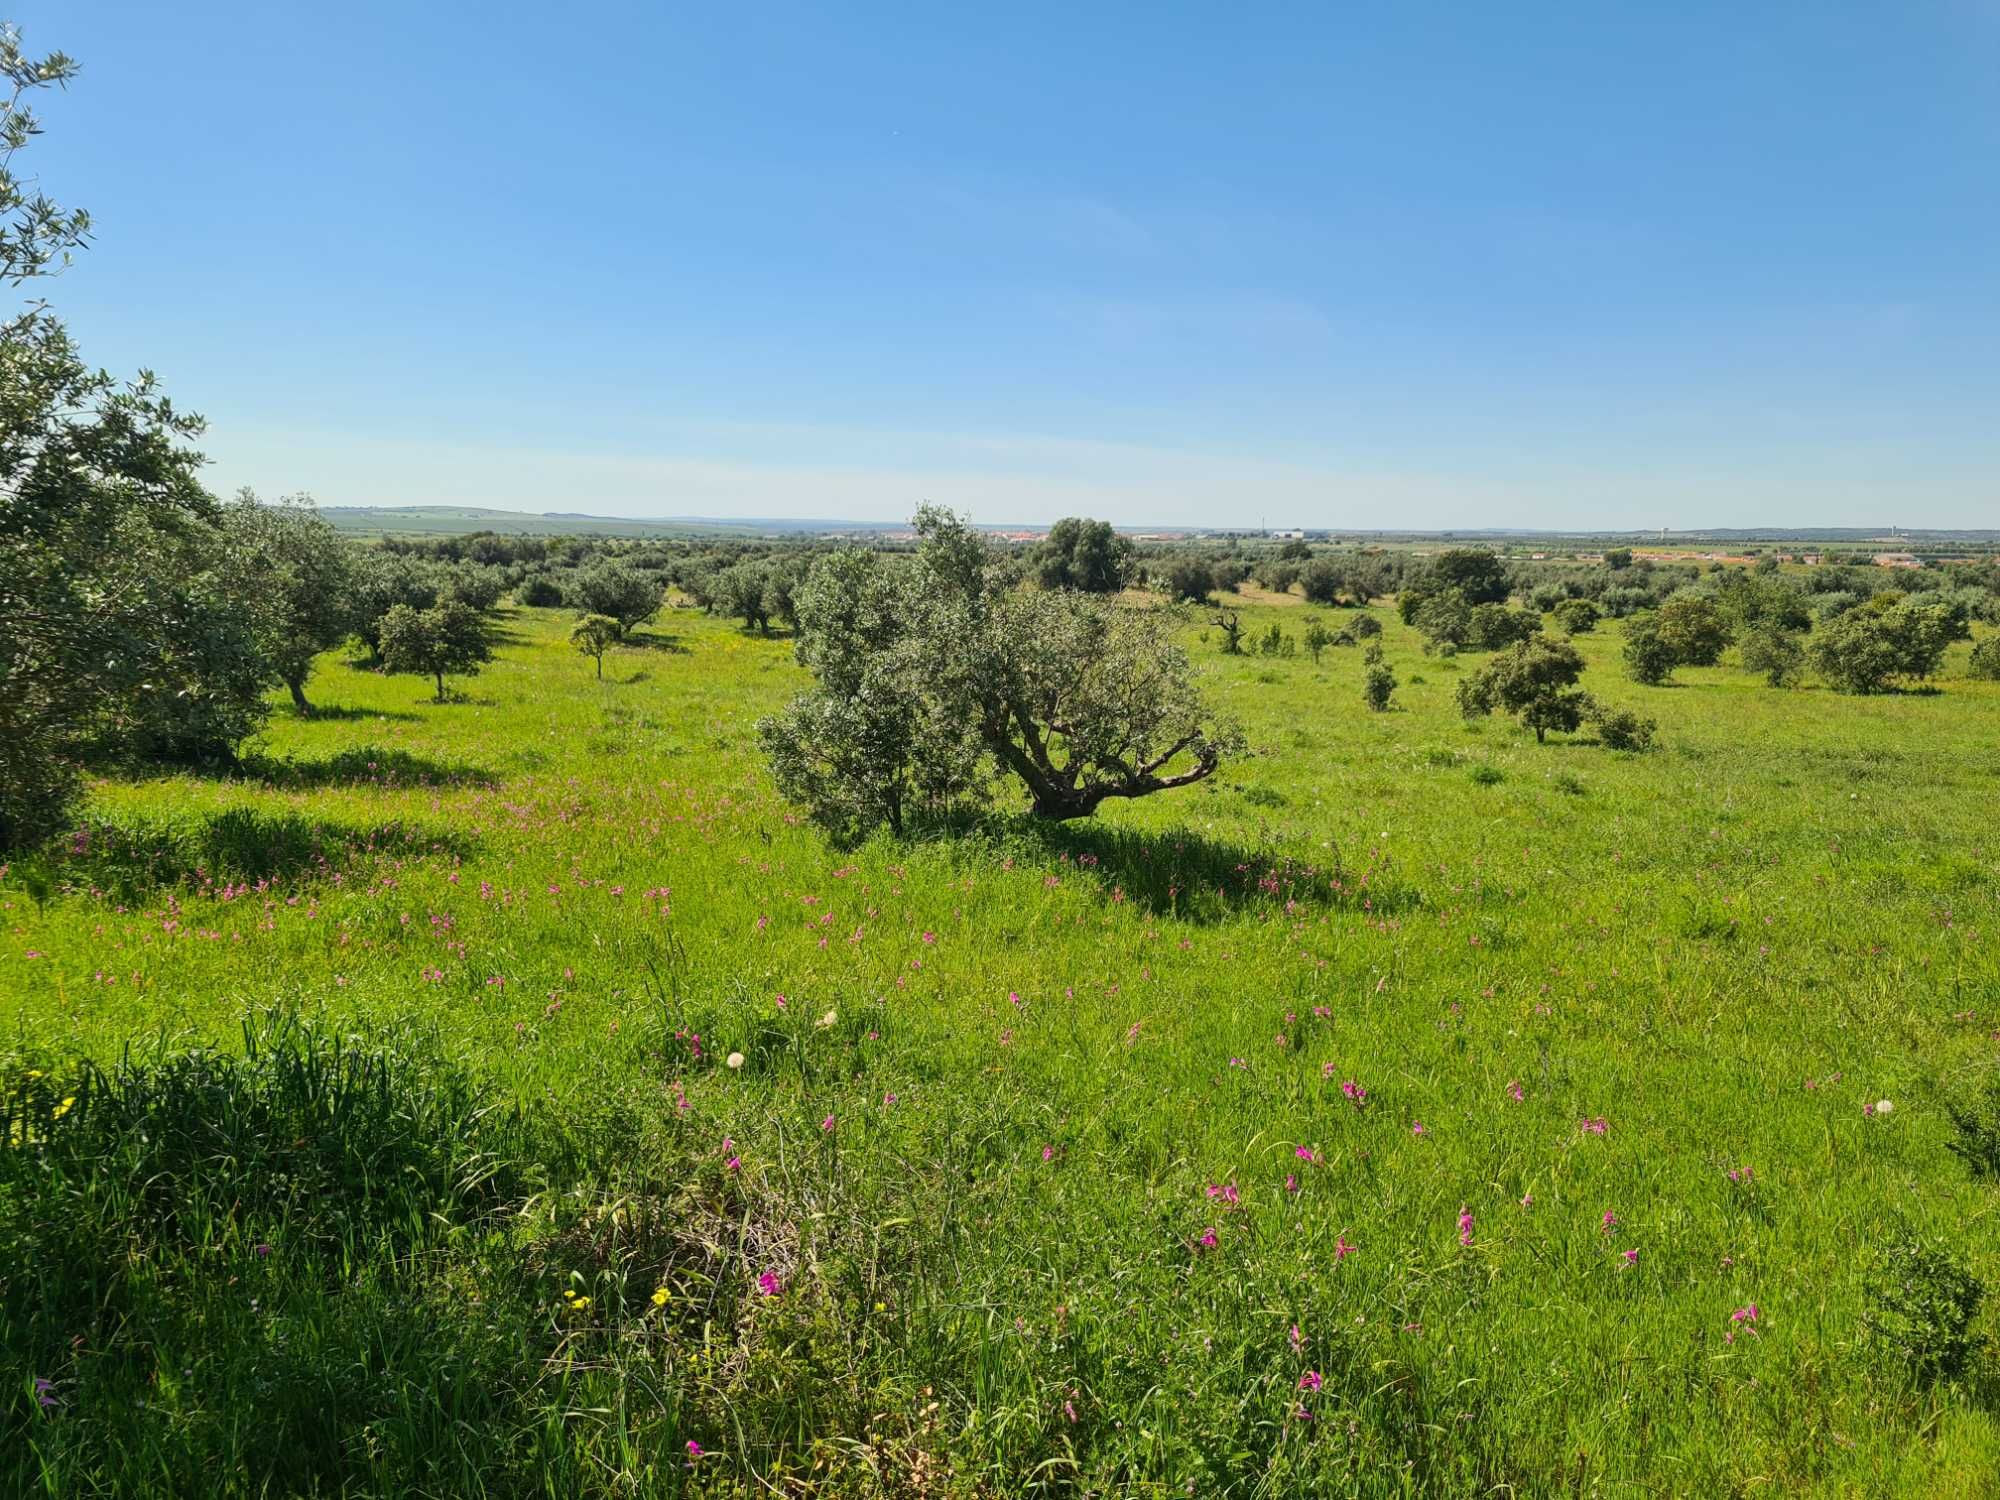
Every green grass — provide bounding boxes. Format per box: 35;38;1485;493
5;602;2000;1495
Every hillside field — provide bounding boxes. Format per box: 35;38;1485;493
5;601;2000;1496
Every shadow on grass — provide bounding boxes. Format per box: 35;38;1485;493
622;630;690;654
33;808;478;901
285;704;421;724
240;746;499;791
984;817;1421;924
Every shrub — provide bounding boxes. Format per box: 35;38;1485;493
1302;618;1334;663
1468;763;1503;785
1589;704;1657;751
1348;613;1383;640
516;575;565;607
1362;660;1397;712
1970;638;2000;681
1865;1232;1986;1385
1945;1072;2000;1180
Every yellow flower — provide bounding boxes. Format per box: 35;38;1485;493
52;1096;74;1119
651;1286;670;1308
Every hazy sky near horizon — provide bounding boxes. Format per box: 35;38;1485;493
19;2;2000;529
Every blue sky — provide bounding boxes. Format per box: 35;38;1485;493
18;1;2000;528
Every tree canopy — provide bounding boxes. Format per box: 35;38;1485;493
761;508;1242;838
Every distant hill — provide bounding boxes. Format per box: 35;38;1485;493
316;504;2000;547
317;506;900;540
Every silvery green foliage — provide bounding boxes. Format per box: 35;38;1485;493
219;491;360;712
761;507;1243;837
567;561;664;636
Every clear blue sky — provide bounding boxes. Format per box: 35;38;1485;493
18;2;2000;528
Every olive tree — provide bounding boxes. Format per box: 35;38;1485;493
0;31;269;840
760;507;1243;835
379;601;491;702
570;561;664;636
219;490;358;713
1970;638;2000;682
1038;517;1132;593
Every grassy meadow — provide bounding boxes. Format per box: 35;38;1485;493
5;596;2000;1496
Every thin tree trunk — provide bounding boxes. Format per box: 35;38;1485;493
287;677;313;715
434;671;445;702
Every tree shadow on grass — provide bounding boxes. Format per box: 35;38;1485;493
33;807;478;902
621;630;690;654
238;747;500;791
986;817;1422;925
285;705;421;724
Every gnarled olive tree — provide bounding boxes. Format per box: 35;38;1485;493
760;507;1241;838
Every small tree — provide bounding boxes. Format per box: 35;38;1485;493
1415;589;1473;654
1604;548;1633;570
1348;613;1383;640
1655;595;1735;667
1457;637;1590;743
1166;558;1216;603
570;613;621;679
1622;611;1678;685
1970;638;2000;682
379;601;491;702
1554;598;1600;635
1211;610;1244;655
1302;617;1334;663
1740;624;1805;687
1363;658;1397;711
1300;558;1345;605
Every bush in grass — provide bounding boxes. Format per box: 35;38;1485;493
1363;659;1397;712
1865;1232;1986;1386
1589;703;1657;751
1970;638;2000;681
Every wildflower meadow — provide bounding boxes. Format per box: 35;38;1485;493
4;600;1999;1495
